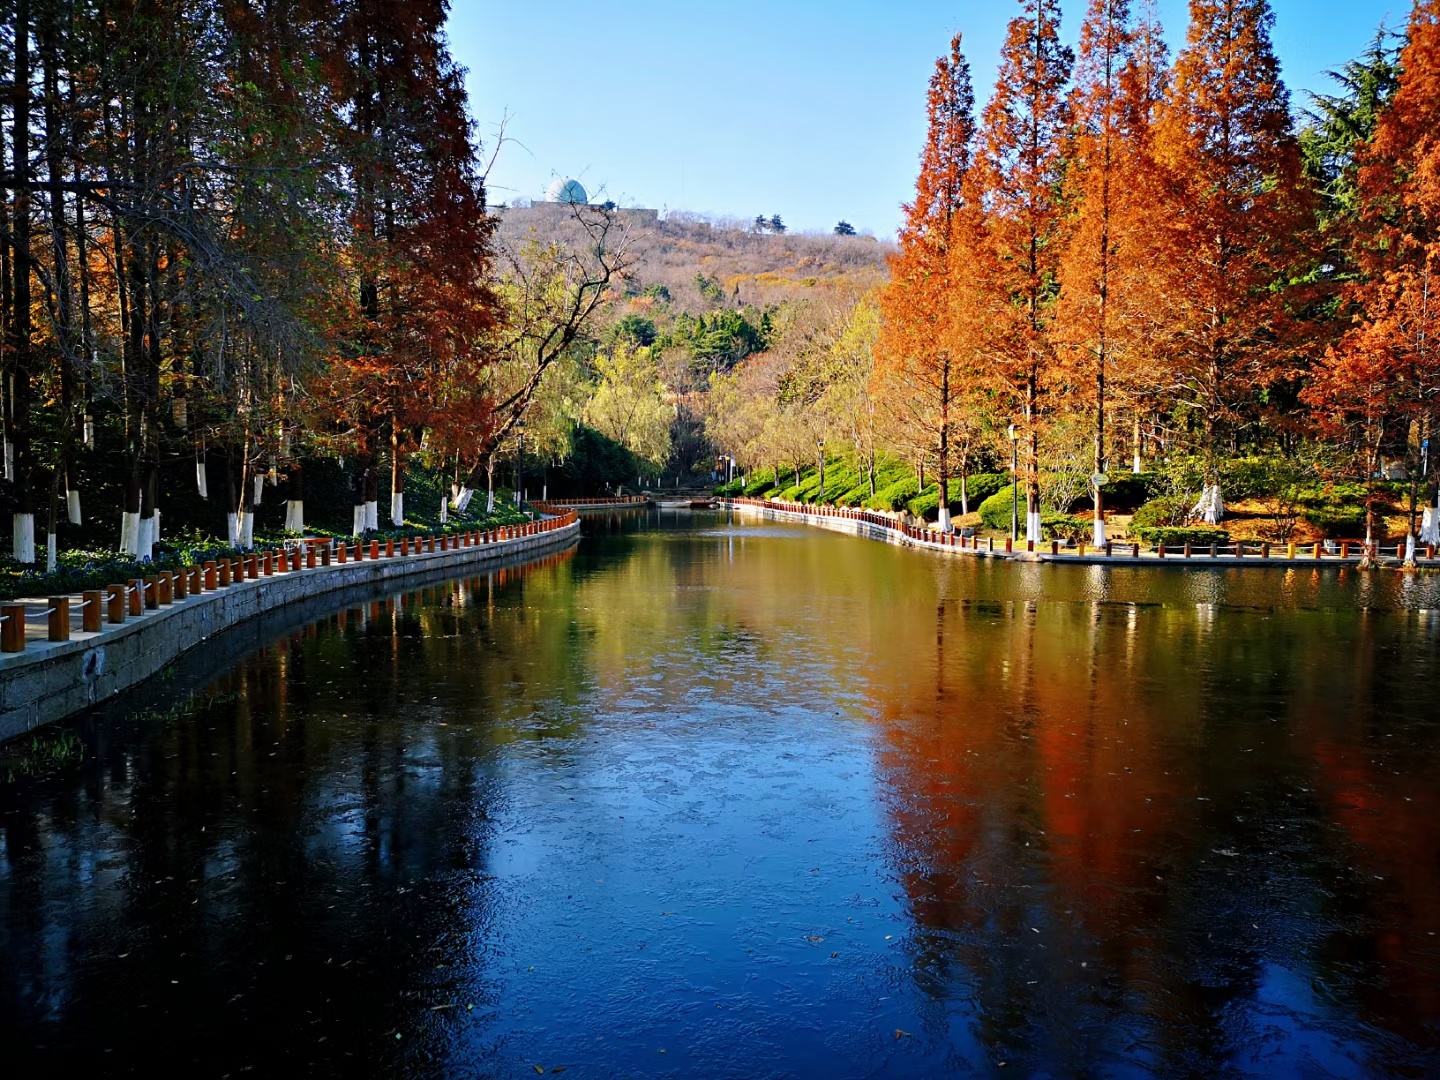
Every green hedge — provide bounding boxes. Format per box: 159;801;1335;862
1130;496;1191;530
1131;525;1230;547
978;484;1022;531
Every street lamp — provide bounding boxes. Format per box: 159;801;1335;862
1008;423;1019;543
817;437;826;505
515;417;526;509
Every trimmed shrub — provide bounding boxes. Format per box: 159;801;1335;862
978;484;1022;531
743;469;779;497
863;476;920;512
1044;514;1092;543
1301;505;1364;536
1131;524;1230;547
1099;471;1158;511
1130;496;1191;530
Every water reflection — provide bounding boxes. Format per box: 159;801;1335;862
0;514;1437;1077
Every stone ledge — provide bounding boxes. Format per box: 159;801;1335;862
0;521;580;741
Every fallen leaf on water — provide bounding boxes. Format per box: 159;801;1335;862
807;936;824;943
830;952;838;959
894;1029;910;1039
533;1067;545;1075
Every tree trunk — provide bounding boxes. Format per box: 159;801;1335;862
9;0;36;564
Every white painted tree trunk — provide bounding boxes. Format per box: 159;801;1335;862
135;514;155;562
66;489;81;525
120;511;141;555
253;474;264;505
1093;514;1107;547
352;504;366;537
365;500;378;532
1027;510;1043;545
4;440;13;481
227;512;240;548
486;489;495;514
454;486;474;513
1421;506;1440;545
1192;485;1225;525
285;500;304;533
438;494;448;524
937;506;952;534
46;531;57;573
196;460;208;498
13;513;34;564
240;512;255;549
391;492;404;527
1404;532;1417;567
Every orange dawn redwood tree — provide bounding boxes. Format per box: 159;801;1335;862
971;0;1074;543
1055;0;1167;545
1305;0;1440;562
1148;0;1313;513
877;34;980;533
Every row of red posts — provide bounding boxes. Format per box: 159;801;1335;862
0;511;579;654
721;498;1419;564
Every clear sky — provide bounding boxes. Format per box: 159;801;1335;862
449;0;1403;239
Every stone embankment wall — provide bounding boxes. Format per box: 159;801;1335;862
0;517;580;741
725;498;1405;566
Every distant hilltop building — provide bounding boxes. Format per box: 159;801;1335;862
502;177;659;223
545;177;588;204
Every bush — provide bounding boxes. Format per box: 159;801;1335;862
1099;471;1158;511
743;469;779;497
978;484;1022;531
1044;514;1092;543
715;478;744;496
1130;525;1231;548
863;476;920;512
1301;505;1364;536
1130;496;1191;530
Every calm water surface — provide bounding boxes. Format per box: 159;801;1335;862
2;510;1439;1077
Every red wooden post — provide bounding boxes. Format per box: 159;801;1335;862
83;590;104;632
1;605;26;652
107;585;127;623
48;597;70;642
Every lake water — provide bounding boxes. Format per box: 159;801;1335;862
2;509;1438;1077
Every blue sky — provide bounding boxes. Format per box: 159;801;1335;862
450;0;1403;239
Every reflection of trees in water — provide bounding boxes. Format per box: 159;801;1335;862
870;590;1440;1074
0;551;583;1073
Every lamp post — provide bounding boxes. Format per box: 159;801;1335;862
515;418;526;509
1008;423;1019;543
817;437;825;505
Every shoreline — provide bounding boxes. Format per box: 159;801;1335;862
724;498;1429;569
0;517;581;742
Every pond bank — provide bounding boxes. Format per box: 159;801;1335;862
725;497;1431;569
0;516;581;742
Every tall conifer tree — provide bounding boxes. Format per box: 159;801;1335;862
973;0;1073;543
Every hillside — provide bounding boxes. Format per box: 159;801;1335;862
495;205;892;313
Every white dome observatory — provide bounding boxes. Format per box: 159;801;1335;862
545;177;588;205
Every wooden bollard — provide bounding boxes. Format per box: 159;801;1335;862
291;550;301;571
128;579;144;616
174;568;188;599
1078;542;1086;557
1209;543;1218;558
1341;541;1351;559
386;538;395;558
83;590;104;632
338;542;349;563
1051;540;1059;556
217;559;230;587
1184;543;1192;558
158;572;173;604
48;597;70;642
230;557;243;582
321;544;331;566
1262;543;1271;558
1105;541;1113;557
1132;542;1140;559
1287;542;1296;559
205;561;218;589
1313;542;1322;559
107;585;127;623
247;554;260;578
1428;545;1435;561
988;537;995;552
1027;540;1035;553
427;536;436;553
400;537;410;555
188;566;202;594
1157;543;1166;559
1;604;26;652
263;552;274;575
1005;537;1013;554
144;577;159;610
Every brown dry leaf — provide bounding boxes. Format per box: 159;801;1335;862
894;1029;910;1039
